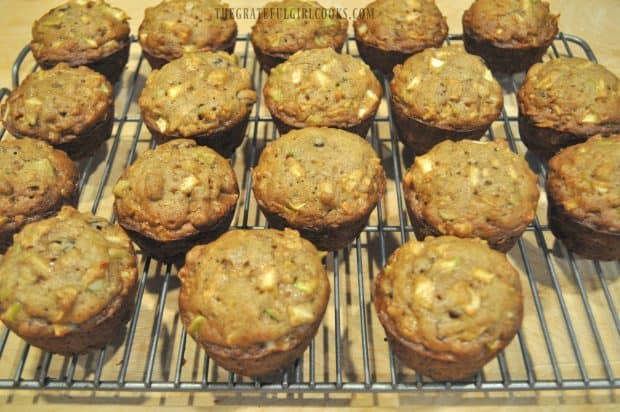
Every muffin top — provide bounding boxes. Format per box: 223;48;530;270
139;0;237;61
391;45;502;130
0;137;78;236
462;0;558;47
139;52;256;137
253;127;386;227
264;48;382;128
179;228;330;348
113;139;239;241
403;140;539;239
31;0;130;64
1;64;113;144
547;134;620;232
0;206;137;338
518;58;620;135
374;236;522;355
251;0;348;55
354;0;448;52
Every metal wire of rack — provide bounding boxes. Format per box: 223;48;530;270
0;33;618;393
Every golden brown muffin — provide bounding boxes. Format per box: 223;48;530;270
113;139;239;261
252;127;386;250
354;0;448;74
0;137;78;253
373;236;523;380
462;0;558;73
264;48;382;137
31;0;131;83
518;58;620;159
250;0;348;73
0;206;138;354
546;134;620;260
179;228;330;377
139;0;238;69
139;52;256;157
390;45;503;154
402;140;539;252
1;64;114;159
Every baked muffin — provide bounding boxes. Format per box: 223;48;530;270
373;236;523;380
31;0;131;83
139;0;238;70
518;58;620;159
546;135;620;261
139;52;256;157
113;139;239;261
250;0;348;73
0;206;138;354
390;45;503;154
354;0;448;74
252;127;386;250
1;64;114;159
402;140;539;252
462;0;558;73
179;228;330;377
264;48;382;137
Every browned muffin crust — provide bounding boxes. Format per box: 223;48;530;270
518;58;620;159
250;0;348;73
546;135;620;260
139;0;237;69
354;0;448;74
0;206;138;354
373;236;523;380
462;0;558;73
179;228;330;376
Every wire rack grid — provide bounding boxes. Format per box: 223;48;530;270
0;33;618;393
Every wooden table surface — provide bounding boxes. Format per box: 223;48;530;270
0;0;619;410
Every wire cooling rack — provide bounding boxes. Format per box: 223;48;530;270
0;33;618;393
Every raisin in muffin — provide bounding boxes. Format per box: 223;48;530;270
374;236;523;380
1;64;114;159
179;228;330;376
113;139;239;261
264;48;381;137
253;127;386;250
139;0;238;69
546;134;620;260
354;0;448;74
462;0;558;73
403;140;539;252
139;52;256;156
390;45;503;154
0;206;138;354
250;0;348;73
31;0;131;83
518;58;620;159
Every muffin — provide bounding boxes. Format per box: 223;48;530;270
0;206;138;354
31;0;131;83
462;0;558;73
518;58;620;159
354;0;448;74
139;52;256;157
373;236;523;380
390;45;503;154
178;228;330;377
113;139;239;261
402;140;539;252
263;48;382;137
546;135;620;261
250;0;348;73
139;0;238;70
252;127;386;250
1;64;114;159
